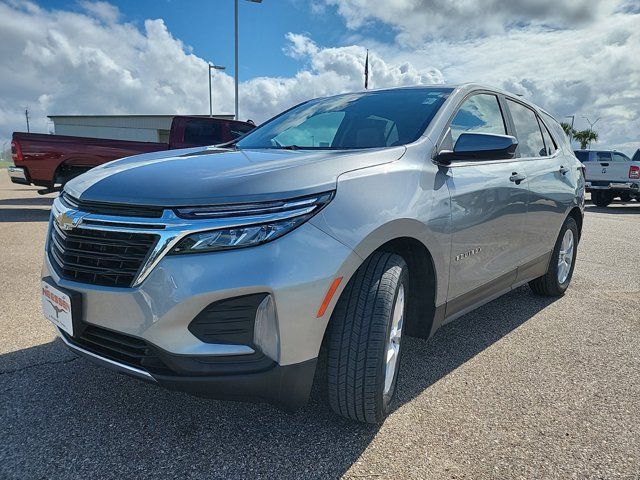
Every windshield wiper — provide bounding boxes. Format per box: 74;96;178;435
278;144;302;150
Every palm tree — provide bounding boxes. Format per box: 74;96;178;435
573;129;598;149
560;122;575;141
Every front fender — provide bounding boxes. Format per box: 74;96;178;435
309;152;451;306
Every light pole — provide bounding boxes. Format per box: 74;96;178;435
565;115;575;130
234;0;262;121
581;116;600;130
565;115;575;147
208;63;226;117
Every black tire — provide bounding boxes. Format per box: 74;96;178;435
619;192;632;202
592;191;613;207
529;216;578;297
326;252;408;424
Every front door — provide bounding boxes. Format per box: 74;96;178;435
441;93;528;312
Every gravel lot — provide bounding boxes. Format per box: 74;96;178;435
1;173;638;479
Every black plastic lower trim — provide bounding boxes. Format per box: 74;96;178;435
153;358;318;411
60;328;317;410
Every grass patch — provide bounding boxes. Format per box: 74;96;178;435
0;161;14;169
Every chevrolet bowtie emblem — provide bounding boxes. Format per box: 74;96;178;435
55;210;85;231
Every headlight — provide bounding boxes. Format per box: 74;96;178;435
169;191;334;254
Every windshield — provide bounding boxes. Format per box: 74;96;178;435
236;88;452;150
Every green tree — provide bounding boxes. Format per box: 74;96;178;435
573;129;599;149
560;122;575;140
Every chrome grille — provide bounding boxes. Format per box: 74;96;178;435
48;222;157;288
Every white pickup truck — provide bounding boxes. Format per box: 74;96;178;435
574;149;640;207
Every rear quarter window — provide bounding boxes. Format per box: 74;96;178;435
540;111;572;151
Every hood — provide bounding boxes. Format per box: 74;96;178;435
65;146;406;206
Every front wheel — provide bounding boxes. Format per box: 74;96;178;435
326;252;408;424
529;216;578;297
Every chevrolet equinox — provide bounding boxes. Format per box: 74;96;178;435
42;84;585;423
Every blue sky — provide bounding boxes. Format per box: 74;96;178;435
1;0;639;154
35;0;389;80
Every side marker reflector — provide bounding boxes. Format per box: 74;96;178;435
317;277;343;318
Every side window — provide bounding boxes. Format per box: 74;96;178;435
612;153;630;162
506;100;546;158
229;123;255;139
539;119;557;156
574;151;591;163
449;94;506;145
596;152;612;162
183;120;222;145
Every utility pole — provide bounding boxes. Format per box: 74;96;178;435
234;0;239;120
208;63;226;117
25;108;30;133
234;0;262;121
565;115;575;130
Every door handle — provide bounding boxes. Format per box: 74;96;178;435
559;165;569;175
509;172;526;184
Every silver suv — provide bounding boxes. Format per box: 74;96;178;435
42;84;584;423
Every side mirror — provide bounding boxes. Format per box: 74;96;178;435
436;133;518;164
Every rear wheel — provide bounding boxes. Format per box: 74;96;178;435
591;191;613;207
529;216;578;297
619;192;632;202
326;252;408;424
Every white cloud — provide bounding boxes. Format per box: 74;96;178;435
329;0;640;154
325;0;620;43
0;0;638;156
0;1;440;143
78;0;120;23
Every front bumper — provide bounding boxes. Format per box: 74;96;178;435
43;202;362;407
57;326;317;409
7;166;30;185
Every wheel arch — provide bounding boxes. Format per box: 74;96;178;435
374;237;438;339
325;235;440;343
53;159;94;185
567;206;583;240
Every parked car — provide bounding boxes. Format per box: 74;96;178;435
42;84;584;423
8;116;255;193
574;149;640;205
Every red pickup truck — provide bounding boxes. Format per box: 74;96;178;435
8;116;254;193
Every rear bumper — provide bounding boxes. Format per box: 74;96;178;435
586;181;639;192
7;166;30;185
58;326;317;410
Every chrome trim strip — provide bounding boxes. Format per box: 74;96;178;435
169;342;255;356
57;327;157;382
50;194;329;287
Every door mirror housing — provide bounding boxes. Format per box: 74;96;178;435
436;133;518;164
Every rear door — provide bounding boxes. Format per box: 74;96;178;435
443;92;529;311
504;99;575;272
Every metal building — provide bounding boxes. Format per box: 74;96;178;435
48;114;235;143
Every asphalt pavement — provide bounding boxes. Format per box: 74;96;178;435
1;173;638;479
